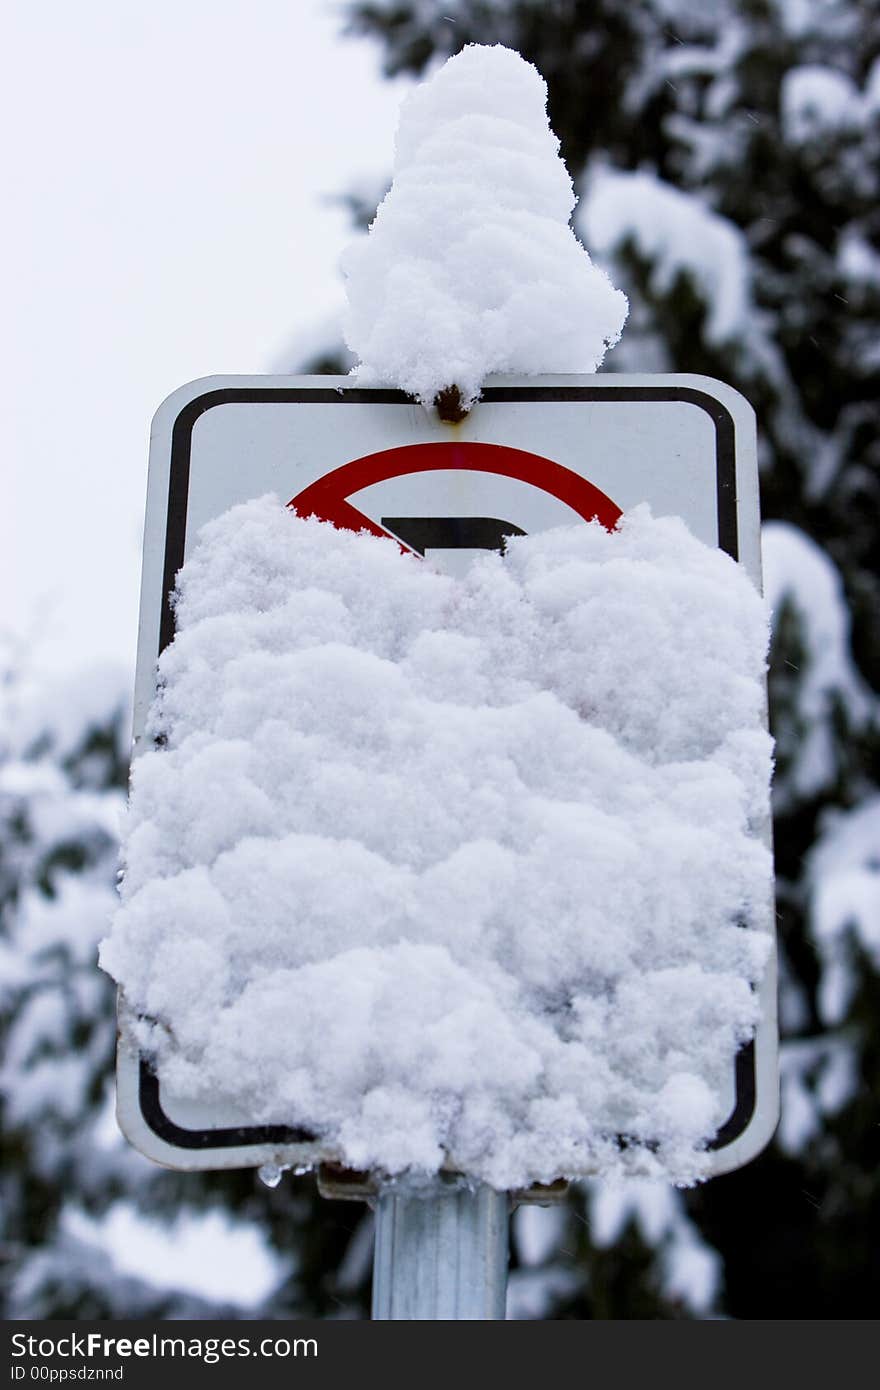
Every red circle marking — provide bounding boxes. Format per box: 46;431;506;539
288;441;620;544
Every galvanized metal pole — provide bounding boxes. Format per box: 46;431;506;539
371;1181;509;1320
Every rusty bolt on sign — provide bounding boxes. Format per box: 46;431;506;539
434;384;469;423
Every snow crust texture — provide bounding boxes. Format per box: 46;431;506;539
341;45;628;409
100;498;773;1187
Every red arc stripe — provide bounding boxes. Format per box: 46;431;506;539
288;441;621;546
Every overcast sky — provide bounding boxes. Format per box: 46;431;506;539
4;0;410;678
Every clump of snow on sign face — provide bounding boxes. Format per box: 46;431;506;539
340;45;628;410
100;498;773;1188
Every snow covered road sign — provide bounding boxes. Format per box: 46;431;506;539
117;373;777;1176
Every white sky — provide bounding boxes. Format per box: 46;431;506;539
3;0;409;677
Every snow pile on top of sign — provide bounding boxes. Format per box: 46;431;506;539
341;44;628;410
101;498;773;1187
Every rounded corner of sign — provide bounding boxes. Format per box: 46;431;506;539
670;374;757;425
149;376;234;435
113;1020;186;1169
115;1102;172;1169
707;1096;779;1179
114;1053;175;1169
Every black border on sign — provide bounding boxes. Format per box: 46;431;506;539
140;382;751;1157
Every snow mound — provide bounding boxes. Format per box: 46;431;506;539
341;44;628;410
100;498;773;1187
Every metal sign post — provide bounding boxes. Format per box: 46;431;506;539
372;1181;509;1320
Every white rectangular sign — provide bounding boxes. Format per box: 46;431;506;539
118;372;777;1178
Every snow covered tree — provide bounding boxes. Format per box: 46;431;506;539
0;657;373;1318
331;0;880;1317
0;661;169;1316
